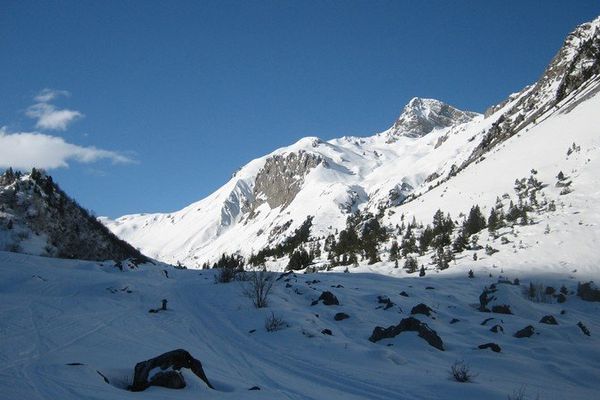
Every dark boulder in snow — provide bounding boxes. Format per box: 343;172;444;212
399;291;409;297
334;312;350;321
577;321;591;336
514;325;536;338
577;281;600;302
450;318;460;324
377;295;394;310
321;328;333;336
130;349;213;392
540;315;558;325
491;305;512;314
478;343;501;353
369;317;444;351
490;324;504;333
311;291;339;306
410;303;433;317
556;293;567;303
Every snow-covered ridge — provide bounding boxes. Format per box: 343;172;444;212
103;16;600;268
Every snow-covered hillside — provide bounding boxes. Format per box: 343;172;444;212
1;250;598;400
104;16;600;269
0;169;148;263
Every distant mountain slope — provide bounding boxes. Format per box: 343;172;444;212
0;169;149;263
103;16;600;268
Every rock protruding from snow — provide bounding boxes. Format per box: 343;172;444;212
252;150;322;211
387;98;478;140
514;325;536;338
369;317;444;351
130;349;213;392
311;291;339;306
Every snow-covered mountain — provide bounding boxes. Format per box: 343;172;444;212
103;16;600;269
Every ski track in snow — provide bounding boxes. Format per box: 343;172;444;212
1;251;599;400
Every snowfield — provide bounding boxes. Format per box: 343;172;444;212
0;250;599;400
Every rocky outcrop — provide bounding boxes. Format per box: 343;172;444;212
252;151;322;211
369;317;444;350
387;98;478;140
514;325;536;338
311;291;339;306
130;349;213;392
478;343;501;353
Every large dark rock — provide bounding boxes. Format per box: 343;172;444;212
311;291;339;306
368;317;444;351
130;349;214;392
540;315;558;325
478;343;501;353
490;324;504;333
514;325;535;338
577;282;600;302
410;303;433;317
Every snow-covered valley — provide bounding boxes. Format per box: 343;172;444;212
1;12;600;400
1;251;599;400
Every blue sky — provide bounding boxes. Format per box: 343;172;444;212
1;1;598;218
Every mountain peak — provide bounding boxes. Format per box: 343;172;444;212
388;97;479;139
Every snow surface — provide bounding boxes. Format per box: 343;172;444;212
1;250;599;400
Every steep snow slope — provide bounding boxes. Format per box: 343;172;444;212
1;251;598;400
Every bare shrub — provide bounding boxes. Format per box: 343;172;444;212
507;385;540;400
264;312;286;332
450;360;477;383
242;268;274;308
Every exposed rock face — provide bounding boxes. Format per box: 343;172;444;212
387;97;478;140
369;317;444;350
252;151;322;210
387;182;414;207
130;349;213;392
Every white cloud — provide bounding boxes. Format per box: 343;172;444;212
26;89;83;131
0;128;134;170
34;88;70;103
